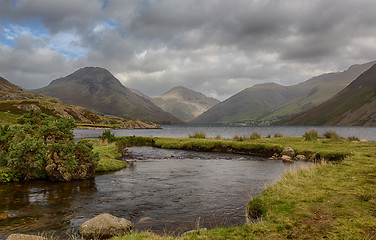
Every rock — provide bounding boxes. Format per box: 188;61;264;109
0;213;9;220
281;155;294;162
182;228;207;236
281;147;295;157
296;155;307;161
6;234;46;240
79;213;134;239
360;139;368;142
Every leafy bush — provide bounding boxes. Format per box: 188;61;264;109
303;130;318;142
250;131;261;140
189;131;206;139
0;110;99;182
99;129;117;143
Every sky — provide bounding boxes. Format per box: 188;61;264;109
1;0;376;101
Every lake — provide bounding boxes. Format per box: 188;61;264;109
74;125;376;141
0;146;310;238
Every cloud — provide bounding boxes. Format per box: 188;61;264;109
1;0;376;100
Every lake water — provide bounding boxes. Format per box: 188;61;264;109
0;147;310;238
74;125;376;141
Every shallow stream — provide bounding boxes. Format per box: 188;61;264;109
0;147;311;238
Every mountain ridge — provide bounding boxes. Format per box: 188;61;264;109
152;86;220;122
31;67;182;124
191;61;376;125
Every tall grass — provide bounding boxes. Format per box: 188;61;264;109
303;129;318;142
189;131;206;139
250;131;261;140
322;130;342;140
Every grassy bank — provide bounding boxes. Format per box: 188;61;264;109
91;139;127;172
111;136;375;239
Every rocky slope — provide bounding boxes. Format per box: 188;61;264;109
31;67;182;124
0;76;160;128
152;86;220;122
191;61;375;125
277;64;376;126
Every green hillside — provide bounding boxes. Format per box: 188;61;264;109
278;64;376;126
191;61;375;125
0;76;160;129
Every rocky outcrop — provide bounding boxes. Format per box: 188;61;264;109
79;213;134;239
281;147;295;157
6;234;46;240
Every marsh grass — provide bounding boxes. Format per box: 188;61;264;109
189;131;206;139
250;131;261;140
303;129;318;142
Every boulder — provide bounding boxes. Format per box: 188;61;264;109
79;213;134;239
296;155;307;161
281;147;295;157
6;234;46;240
281;155;294;162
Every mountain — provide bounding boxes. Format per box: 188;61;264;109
191;61;376;125
129;88;152;100
31;67;182;124
0;76;160;128
277;64;376;126
152;86;220;122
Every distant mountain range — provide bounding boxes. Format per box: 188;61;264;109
191;61;376;125
31;67;182;124
151;86;220;122
277;64;376;126
0;76;159;128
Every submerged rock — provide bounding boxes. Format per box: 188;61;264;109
6;234;46;240
281;147;295;157
79;213;134;239
281;155;294;162
296;155;307;161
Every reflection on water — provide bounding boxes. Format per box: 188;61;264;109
0;147;311;238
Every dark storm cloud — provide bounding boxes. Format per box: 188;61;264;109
1;0;376;100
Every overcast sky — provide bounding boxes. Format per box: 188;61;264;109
1;0;376;100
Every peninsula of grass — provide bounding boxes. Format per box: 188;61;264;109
111;135;376;240
90;139;127;172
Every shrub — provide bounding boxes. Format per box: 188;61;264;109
99;129;116;143
232;134;247;141
323;130;342;140
0;110;99;182
274;133;284;138
189;131;206;139
347;136;360;142
250;131;261;140
303;130;318;142
215;134;222;140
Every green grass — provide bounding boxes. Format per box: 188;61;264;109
91;139;127;172
110;136;376;240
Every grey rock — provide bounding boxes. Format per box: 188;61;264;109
281;147;295;157
79;213;134;239
6;234;46;240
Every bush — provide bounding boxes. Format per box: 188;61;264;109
189;131;206;139
250;131;261;140
233;134;247;141
323;130;342;140
99;129;116;143
274;133;284;138
303;130;318;142
0;110;99;182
